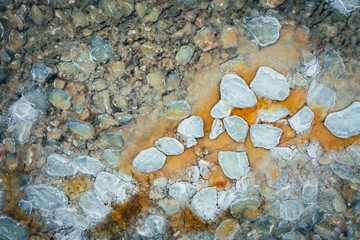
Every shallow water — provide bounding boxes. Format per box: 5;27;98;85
0;0;360;239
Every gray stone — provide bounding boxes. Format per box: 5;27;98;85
246;16;282;47
155;137;184;155
23;85;50;111
218;151;250;179
158;198;180;214
269;147;293;161
46;153;78;177
324;102;360;138
302;179;318;200
330;0;360;15
25;185;68;211
209;119;225;140
114;112;133;125
73;155;105;175
133;147;166;173
104;149;121;168
55;206;91;230
250;124;282;149
306;81;336;119
169;182;196;204
47;89;71;110
324;50;345;78
257;104;290;122
282;231;305;240
66;118;94;140
0;215;29;240
79;191;110;220
217;189;236;211
331;164;360;184
13;120;32;144
191;187;218;221
177;116;204;138
53;228;86;240
89;36;114;63
176;45;194;65
137;214;167;237
94;171;120;196
280;200;303;221
220;73;257;108
165;101;192;120
31;62;51;82
101;133;124;149
193;232;215;240
230;198;261;218
288;106;314;134
210;100;232;119
223;116;248;142
250;67;290;101
18;199;32;214
10;98;38;122
0;68;7;83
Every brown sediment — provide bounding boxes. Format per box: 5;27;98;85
269;168;280;181
112;193;153;229
62;175;93;200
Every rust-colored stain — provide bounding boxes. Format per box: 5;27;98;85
112;193;153;229
269;168;280;181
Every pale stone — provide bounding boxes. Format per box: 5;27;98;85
280;200;303;221
175;45;194;64
79;191;110;220
267;168;288;188
223;116;248;142
94;172;120;196
137;214;167;237
55;206;90;230
246;16;282;47
186;137;197;148
31;62;51;82
269;147;293;161
333;194;346;212
306;141;323;160
250;124;282;149
218;151;250;179
46;153;78;177
66;118;94;139
288;106;314;134
324;102;360;138
132;147;166;173
158;199;180;215
307;81;336;120
220;73;257;108
250;66;290;101
25;185;68;211
217;189;236;210
330;0;360;15
177;116;204;138
257;104;290;122
191;187;218;221
210;100;231;119
155;137;184;155
209;119;225;140
302;178;319;200
74;155;105;175
10;98;38;122
169;182;196;204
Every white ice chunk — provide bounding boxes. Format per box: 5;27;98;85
220;73;257;108
132;147;166;173
250;66;290;101
25;185;68;211
94;172;120;196
46;153;78;177
177;116;204;138
79;191;110;220
73;155;105;175
55;206;90;230
217;189;236;211
246;16;282;47
324;102;360;138
169;182;196;204
191;187;218;221
209;119;225;140
218;151;250;179
223;116;248;142
210;100;232;119
155;137;184;155
257;104;290;123
186;137;197;148
306;80;336;119
288;106;314;134
250;124;282;149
